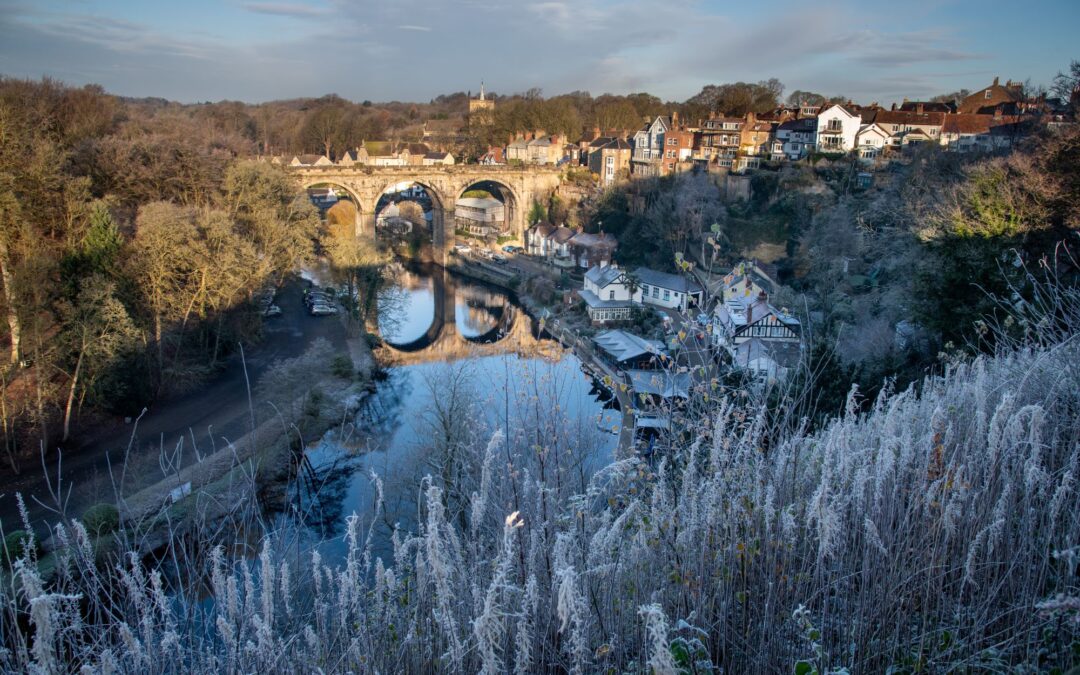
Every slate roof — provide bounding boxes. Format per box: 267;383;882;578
589;137;632;150
528;223;556;238
777;118;816;133
634;267;704;294
579;290;635;310
593;330;667;363
585;265;625;288
570;232;617;250
899;101;955;113
548;226;577;244
626;370;690;399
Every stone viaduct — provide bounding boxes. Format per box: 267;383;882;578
288;164;565;257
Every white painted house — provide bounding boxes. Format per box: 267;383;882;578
815;104;861;153
580;265;640;323
855;123;890;159
635;267;704;312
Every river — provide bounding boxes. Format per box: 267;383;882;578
290;263;621;563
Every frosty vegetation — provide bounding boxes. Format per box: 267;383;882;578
2;281;1079;673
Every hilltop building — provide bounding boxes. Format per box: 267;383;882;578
469;82;495;128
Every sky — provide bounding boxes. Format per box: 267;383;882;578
0;0;1077;105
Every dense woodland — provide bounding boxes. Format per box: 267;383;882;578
0;78;377;471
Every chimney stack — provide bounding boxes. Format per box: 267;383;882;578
993;76;1000;86
916;103;924;114
891;102;897;111
672;110;679;126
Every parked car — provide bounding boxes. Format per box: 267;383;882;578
452;244;471;255
309;303;338;316
501;245;517;254
492;254;508;264
696;313;710;326
305;290;333;307
264;304;282;318
477;249;494;260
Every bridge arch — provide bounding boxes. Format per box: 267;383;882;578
302;180;366;234
374;179;450;251
454;179;522;243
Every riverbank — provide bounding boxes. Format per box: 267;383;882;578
117;310;376;553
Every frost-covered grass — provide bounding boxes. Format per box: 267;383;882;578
2;286;1079;673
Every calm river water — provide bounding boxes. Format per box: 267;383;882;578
294;264;620;562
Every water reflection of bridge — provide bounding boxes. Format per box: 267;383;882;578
374;267;563;366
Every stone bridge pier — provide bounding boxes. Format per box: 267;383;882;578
290;165;565;261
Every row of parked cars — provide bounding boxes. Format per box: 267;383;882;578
304;286;339;316
451;243;519;265
259;287;282;318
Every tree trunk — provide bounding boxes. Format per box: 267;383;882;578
34;355;48;451
62;350;83;442
154;311;163;371
0;235;21;365
0;367;17;474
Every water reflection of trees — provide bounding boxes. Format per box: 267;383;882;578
374;265;412;340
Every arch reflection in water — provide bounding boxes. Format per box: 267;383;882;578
294;265;622;563
375;264;522;359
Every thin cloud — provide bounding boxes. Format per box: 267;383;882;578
397;25;432;32
242;2;328;18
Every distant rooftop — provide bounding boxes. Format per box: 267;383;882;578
634;267;703;294
593;330;666;364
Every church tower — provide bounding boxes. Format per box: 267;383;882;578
469;81;495;128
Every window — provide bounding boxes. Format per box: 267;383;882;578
609;290;615;300
985;90;992;99
827;119;842;131
652;287;659;298
663;289;671;301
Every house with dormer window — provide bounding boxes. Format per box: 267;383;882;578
632;114;672;177
580;265;640;323
712;289;802;380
